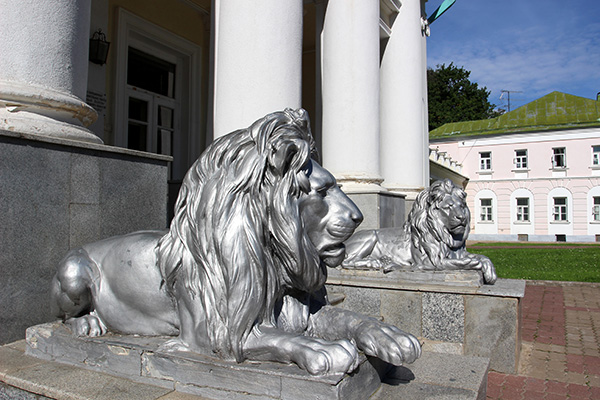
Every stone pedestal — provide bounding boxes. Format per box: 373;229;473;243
347;192;406;231
25;322;382;400
327;269;525;374
0;130;169;345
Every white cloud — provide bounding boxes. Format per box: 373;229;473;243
427;15;600;108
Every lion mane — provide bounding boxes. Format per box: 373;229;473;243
157;109;322;361
407;179;470;267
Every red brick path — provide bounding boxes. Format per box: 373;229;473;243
486;283;600;399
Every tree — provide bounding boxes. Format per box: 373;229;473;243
427;63;501;131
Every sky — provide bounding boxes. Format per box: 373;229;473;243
425;0;600;112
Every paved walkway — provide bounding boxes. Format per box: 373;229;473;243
487;281;600;399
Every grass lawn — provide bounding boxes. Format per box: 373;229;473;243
466;242;600;282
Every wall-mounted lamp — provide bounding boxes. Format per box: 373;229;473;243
89;29;110;65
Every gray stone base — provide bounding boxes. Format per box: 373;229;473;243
347;192;406;231
25;322;382;400
372;352;489;400
327;268;525;374
1;325;490;400
0;130;170;345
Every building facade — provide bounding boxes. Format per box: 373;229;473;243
0;0;436;344
431;92;600;242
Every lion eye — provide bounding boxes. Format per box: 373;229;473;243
317;187;328;197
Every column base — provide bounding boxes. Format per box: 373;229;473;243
383;185;425;216
346;191;406;231
0;80;102;144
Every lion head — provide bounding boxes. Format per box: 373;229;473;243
156;109;362;361
407;179;470;263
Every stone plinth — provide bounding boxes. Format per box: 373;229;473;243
347;192;405;231
0;326;490;400
25;322;382;400
327;268;525;374
0;130;169;345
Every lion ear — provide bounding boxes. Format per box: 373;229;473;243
270;140;301;176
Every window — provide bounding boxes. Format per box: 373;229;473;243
593;146;600;166
516;197;530;221
480;198;493;221
553;197;568;221
593;197;600;221
479;152;492;170
126;47;177;156
552;147;566;168
514;149;528;169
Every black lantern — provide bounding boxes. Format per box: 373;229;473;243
89;29;110;65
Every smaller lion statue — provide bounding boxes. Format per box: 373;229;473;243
343;179;497;284
51;108;421;377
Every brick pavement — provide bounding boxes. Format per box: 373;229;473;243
487;282;600;399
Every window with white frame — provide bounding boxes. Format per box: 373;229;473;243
592;146;600;166
552;147;566;168
553;197;568;221
514;149;528;169
593;197;600;221
126;47;177;156
480;198;493;221
479;152;492;171
516;197;530;221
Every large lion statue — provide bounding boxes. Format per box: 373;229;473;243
342;179;497;284
51;109;421;376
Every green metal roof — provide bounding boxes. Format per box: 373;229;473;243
429;91;600;140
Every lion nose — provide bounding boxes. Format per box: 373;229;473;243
350;206;363;226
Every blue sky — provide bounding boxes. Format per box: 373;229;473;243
426;0;600;111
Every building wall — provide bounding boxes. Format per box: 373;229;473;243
433;128;600;242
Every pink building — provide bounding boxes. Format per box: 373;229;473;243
430;92;600;242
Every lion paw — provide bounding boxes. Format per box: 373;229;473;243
294;338;360;376
67;312;107;337
355;320;422;366
479;256;497;284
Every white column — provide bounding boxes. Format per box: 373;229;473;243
380;0;429;197
0;0;101;144
321;0;382;192
213;0;303;138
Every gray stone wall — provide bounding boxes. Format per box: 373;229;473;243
326;269;525;374
0;131;169;344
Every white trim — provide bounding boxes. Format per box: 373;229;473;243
440;127;600;148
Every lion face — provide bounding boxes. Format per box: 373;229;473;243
434;191;470;239
298;161;363;267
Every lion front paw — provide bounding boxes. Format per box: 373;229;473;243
295;338;360;376
355;320;422;366
67;312;107;337
479;256;497;284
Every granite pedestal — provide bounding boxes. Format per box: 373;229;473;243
24;322;382;400
0;130;170;345
2;327;490;400
326;268;525;374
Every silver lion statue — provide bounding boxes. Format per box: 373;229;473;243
51;109;421;376
343;179;497;284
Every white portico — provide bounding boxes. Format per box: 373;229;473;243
211;0;430;225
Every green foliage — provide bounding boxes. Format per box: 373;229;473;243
467;243;600;282
427;63;500;130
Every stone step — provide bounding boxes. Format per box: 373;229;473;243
0;322;489;399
